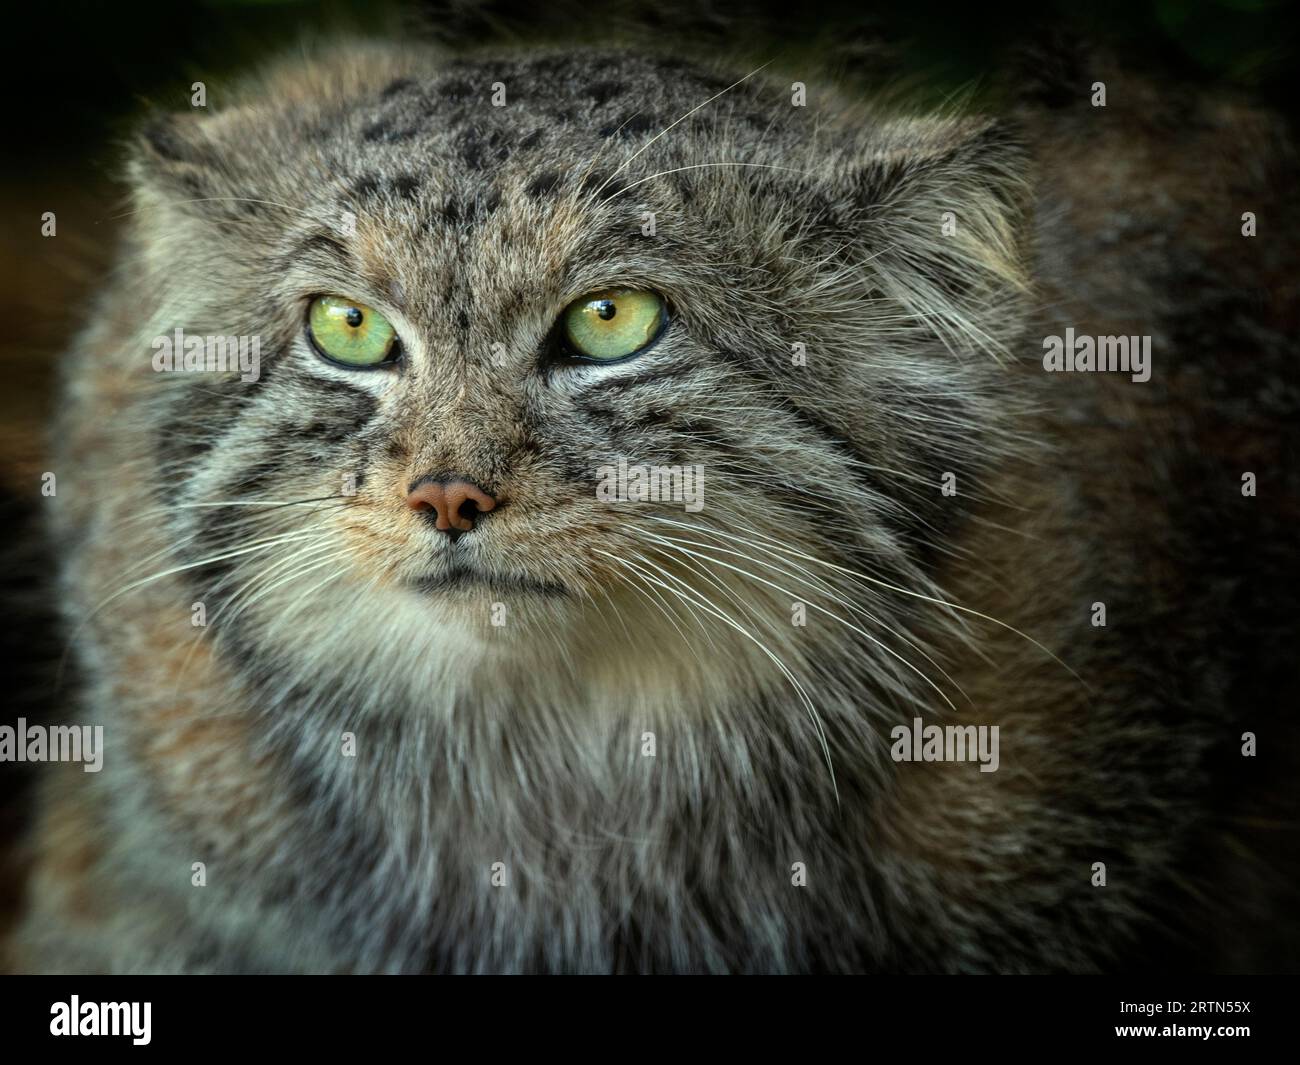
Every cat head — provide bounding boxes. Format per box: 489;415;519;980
102;44;1031;722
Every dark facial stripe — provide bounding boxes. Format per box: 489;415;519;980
578;364;700;394
704;343;906;511
281;233;355;274
288;374;380;406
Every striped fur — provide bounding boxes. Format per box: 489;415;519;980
11;39;1298;972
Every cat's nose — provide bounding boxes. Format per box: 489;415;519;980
406;477;497;535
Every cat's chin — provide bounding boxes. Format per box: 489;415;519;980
391;563;586;652
409;564;570;600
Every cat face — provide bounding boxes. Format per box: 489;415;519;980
118;47;1028;708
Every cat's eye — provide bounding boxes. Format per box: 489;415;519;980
560;288;667;361
307;295;399;367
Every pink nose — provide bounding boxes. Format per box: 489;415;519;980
406;478;497;534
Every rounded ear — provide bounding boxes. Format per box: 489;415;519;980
848;117;1032;357
125;105;262;224
137;110;218;168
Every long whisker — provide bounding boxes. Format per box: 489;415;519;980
639;526;963;710
277;556;353;624
602;556;715;667
602;162;809;203
601;546;840;802
167;541;347;703
664;514;1089;691
217;540;350;628
593;61;774;199
55;532;322;692
570;109;650;190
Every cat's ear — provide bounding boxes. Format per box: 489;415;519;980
842;117;1031;351
126;108;255;220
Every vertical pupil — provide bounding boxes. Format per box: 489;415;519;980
345;307;364;328
595;299;617;321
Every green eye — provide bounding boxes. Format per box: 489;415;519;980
308;295;399;367
561;288;667;361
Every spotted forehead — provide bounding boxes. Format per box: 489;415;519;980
336;53;781;184
367;54;737;137
305;55;772;252
284;52;799;327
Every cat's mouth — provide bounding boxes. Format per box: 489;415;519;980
410;563;569;599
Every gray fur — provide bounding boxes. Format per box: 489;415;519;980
13;38;1298;973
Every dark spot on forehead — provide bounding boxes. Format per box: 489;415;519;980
350;173;382;199
363;116;421;144
586;81;626;106
440;79;476;101
579;172;608;196
456;127;511;171
425;185;501;229
429;199;462;227
392;174;422;200
380;77;414;100
519;128;544;150
580;171;629;202
526;171;562;199
599;112;656;139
